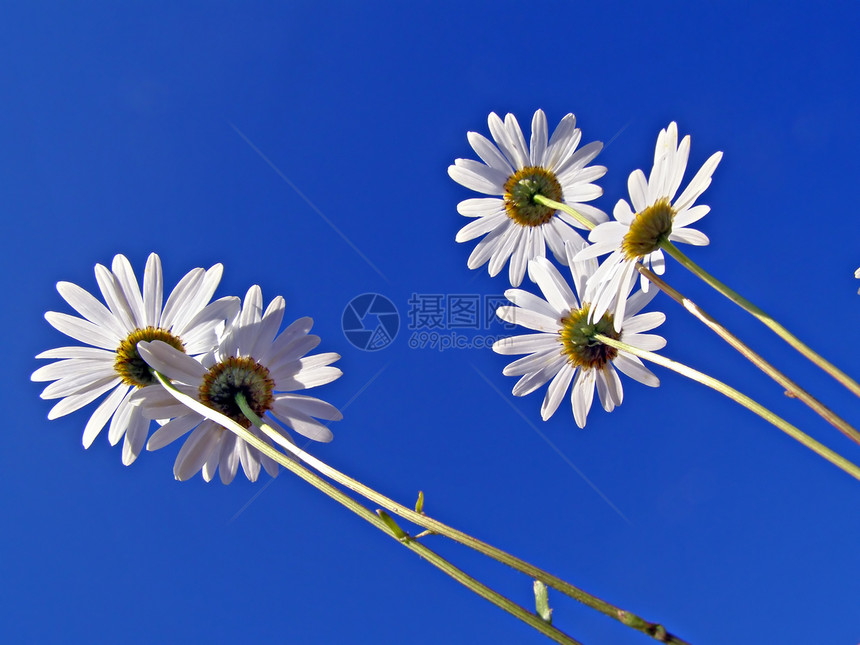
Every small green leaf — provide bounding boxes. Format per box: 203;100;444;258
415;490;425;514
377;509;409;541
533;580;553;624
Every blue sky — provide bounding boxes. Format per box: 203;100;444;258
3;2;860;643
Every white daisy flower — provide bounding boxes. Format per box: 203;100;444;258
493;250;666;428
32;253;238;465
131;285;342;484
448;109;608;287
575;122;722;329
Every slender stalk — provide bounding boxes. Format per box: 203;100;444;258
594;335;860;482
153;372;690;645
152;373;581;645
232;401;584;645
251;419;686;643
660;239;860;398
635;265;860;446
533;195;594;229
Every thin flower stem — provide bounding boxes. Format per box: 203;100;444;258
660;239;860;398
151;373;581;645
594;335;860;482
153;372;690;645
635;265;860;446
250;420;687;644
533;195;594;229
233;403;584;645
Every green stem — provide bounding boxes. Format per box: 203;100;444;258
635;265;860;446
660;239;860;398
533;195;594;229
153;372;689;645
152;373;581;645
250;420;686;643
594;335;860;482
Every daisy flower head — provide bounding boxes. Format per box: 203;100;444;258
576;122;723;329
448;109;608;287
492;249;666;428
132;285;342;484
32;253;239;465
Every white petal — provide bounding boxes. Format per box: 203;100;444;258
467;220;509;270
502;348;561;376
45;311;120;349
147;413;201;450
622;311;666;333
174;423;222;481
248;296;285;360
512;355;567;397
674;151;723;212
466;131;514;175
613;199;635;226
502;289;559;320
95;264;135;332
456;212;507;243
275;365;342;391
40;369;119;399
530;257;577;312
627;170;649;213
496;306;559;333
571;369;596;428
142;253;163;328
612;354;660;387
507;227;531;288
121;405;150;465
530;109;548;166
623;332;667;351
46;381;117;419
487;225;522;278
270;402;334;442
56;281;126;339
32;357;111;382
673;205;710;229
108;392;134;445
555;140;601;176
111;254;146;328
456;197;505;218
447;160;506;195
493;333;559;356
218;432;240;484
541;364;575;420
160;267;205;330
82;384;130;448
272;393;343;421
669;228;710;246
35;346;115;361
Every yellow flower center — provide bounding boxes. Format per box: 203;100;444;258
559;305;620;369
115;327;185;387
503;166;563;227
621;197;675;260
199;356;275;428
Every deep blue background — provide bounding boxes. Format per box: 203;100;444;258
3;3;859;643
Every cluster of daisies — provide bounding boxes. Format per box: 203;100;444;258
34;108;722;484
32;253;342;484
449;110;722;427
